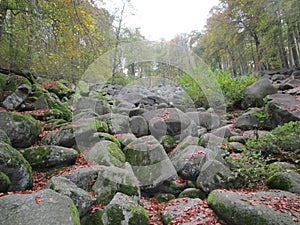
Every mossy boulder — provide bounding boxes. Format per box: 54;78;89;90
42;80;74;100
102;192;149;225
34;92;72;121
91;165;140;205
46;176;96;217
123;135;177;188
41;126;76;148
23;145;78;170
0;142;33;191
84;141;126;168
0;73;7;100
208;189;300;225
0;112;41;148
0;189;80;225
1;74;32;110
178;188;206;199
267;171;300;194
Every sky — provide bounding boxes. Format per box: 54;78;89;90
103;0;220;41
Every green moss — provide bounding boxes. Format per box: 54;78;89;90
0;73;7;100
208;192;269;225
0;171;11;192
106;206;125;224
118;184;139;196
69;204;81;225
23;146;52;167
266;173;291;191
128;206;149;225
98;132;121;148
81;210;104;225
108;142;126;163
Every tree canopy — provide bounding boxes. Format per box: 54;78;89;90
191;0;300;76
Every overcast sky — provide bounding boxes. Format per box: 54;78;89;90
103;0;220;41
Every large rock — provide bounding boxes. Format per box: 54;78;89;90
42;126;76;148
208;189;300;225
23;145;78;170
241;78;277;109
0;112;41;148
102;192;149;225
123;135;177;188
92;165;140;205
0;189;80;225
162;198;218;224
143;108;197;140
1;75;32;110
266;170;300;194
129;115;149;137
84;141;126;168
186;111;221;130
236;108;262;130
265;94;300;128
196;160;231;193
0;142;33;191
46;176;96;217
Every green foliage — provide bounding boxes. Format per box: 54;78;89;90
225;149;281;189
215;70;258;106
246;121;300;162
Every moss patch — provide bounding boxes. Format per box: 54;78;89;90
23;146;52;168
266;173;291;191
69;204;81;225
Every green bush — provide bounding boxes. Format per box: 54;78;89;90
246;121;300;163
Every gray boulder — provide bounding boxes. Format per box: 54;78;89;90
266;170;300;194
265;94;300;128
0;189;80;225
23;145;78;170
46;176;96;217
196;160;231;193
1;75;32;110
186;111;221;130
0;112;41;148
73;97;110;115
92;165;140;205
41;126;76;148
102;192;149;225
170;145;207;181
143;108;195;139
236;108;262;130
208;189;300;225
0;142;32;191
84;141;126;168
99;113;131;134
130;115;149;137
241;78;277;109
168;135;199;161
162;198;216;224
123;135;177;188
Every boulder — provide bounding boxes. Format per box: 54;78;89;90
34;92;72;121
178;188;206;199
123;135;177;188
265;94;300;128
84;141;126;168
168;136;199;162
99;113;131;134
0;142;32;191
143;108;196;139
0;189;80;225
0;112;41;148
102;192;149;225
23;145;78;170
186;111;221;130
92;165;140;205
129;116;149;137
208;189;300;225
196;160;231;193
73;97;110;116
114;133;137;148
235;108;262;130
42;127;76;148
170;145;207;181
46;176;96;217
266;170;300;194
162;198;217;224
241;78;277;109
1;75;32;110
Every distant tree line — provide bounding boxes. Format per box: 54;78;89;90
190;0;300;76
